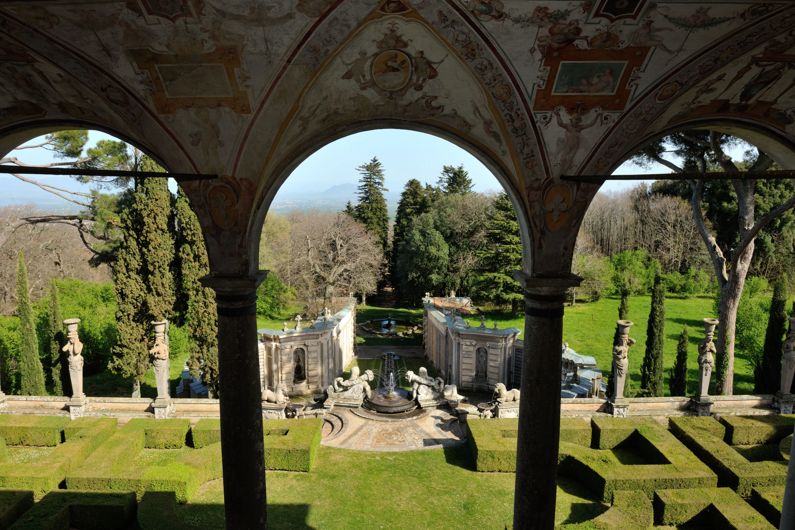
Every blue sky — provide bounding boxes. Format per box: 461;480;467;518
0;129;651;211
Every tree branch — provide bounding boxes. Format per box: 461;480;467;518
733;194;795;270
690;179;729;285
647;153;685;174
7;173;92;206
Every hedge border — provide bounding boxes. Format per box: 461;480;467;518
654;487;774;529
8;490;135;530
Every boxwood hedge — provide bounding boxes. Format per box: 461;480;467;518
654;487;773;529
8;491;135;530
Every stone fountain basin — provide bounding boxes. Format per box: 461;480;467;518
364;388;416;414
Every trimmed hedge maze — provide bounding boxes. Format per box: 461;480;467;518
0;415;322;528
467;414;794;528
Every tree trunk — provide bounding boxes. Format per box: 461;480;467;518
361;292;366;306
716;239;754;395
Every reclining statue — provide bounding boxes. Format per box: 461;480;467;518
494;382;520;403
405;367;464;405
326;366;374;401
262;384;288;405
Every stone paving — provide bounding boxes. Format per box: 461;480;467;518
321;407;466;452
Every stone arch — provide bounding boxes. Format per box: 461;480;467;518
247;123;536;277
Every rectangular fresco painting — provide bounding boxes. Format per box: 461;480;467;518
552;62;626;95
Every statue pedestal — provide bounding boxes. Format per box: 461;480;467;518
68;396;88;420
417;396;445;409
495;401;520;418
607;398;629;418
152;397;174;419
774;392;795;414
325;395;364;409
261;402;287;419
690;396;713;416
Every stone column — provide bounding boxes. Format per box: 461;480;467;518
778;314;795;414
513;273;580;530
203;273;267;530
783;425;795;530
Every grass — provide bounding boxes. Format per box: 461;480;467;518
465;295;758;395
192;445;605;529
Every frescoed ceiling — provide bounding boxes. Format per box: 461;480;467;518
0;0;793;269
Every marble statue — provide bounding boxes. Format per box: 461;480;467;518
698;318;719;398
149;321;170;399
262;384;289;404
611;320;635;400
780;314;795;395
63;318;84;399
494;382;520;402
325;366;374;401
405;367;464;404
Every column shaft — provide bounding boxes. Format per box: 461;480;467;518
782;424;795;530
514;275;579;530
205;274;267;529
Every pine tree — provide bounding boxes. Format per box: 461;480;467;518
47;283;65;395
618;289;630;320
16;252;46;395
755;278;788;393
438;164;473;194
472;193;523;313
110;188;150;396
396;215;449;305
391;179;431;295
640;274;665;396
669;327;689;396
351;157;389;256
174;190;219;396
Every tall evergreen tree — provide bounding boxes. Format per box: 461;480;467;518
110;189;149;396
16;252;46;395
438;164;473;195
174;190;219;397
472;193;522;312
140;178;176;322
669;327;689;396
391;179;431;294
47;283;65;395
396;215;449;305
755;278;788;393
640;274;665;396
351;157;389;256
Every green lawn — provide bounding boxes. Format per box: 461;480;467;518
193;445;604;529
465;295;757;395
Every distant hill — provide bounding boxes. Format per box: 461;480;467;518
270;182;402;217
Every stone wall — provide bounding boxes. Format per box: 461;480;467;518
258;304;356;396
423;298;520;391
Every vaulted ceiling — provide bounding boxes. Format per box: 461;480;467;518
1;0;793;272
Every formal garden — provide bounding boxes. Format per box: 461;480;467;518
0;412;788;528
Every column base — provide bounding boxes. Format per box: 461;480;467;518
690;396;713;416
607;399;629;417
775;392;795;414
68;396;88;420
152;397;174;419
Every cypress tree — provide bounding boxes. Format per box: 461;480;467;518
391;179;431;295
669;327;689;396
139;178;176;322
351;157;389;256
472;193;523;313
756;278;788;393
640;274;665;396
110;188;150;396
16;252;46;395
174;190;219;396
618;288;630;320
47;283;65;395
438;164;473;195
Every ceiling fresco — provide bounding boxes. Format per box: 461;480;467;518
0;0;794;271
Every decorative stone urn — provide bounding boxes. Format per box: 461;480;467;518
63;318;84;400
697;318;719;399
150;321;170;400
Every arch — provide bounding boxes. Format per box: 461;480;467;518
246;123;535;278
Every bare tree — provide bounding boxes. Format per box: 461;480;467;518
287;212;383;311
636;131;795;394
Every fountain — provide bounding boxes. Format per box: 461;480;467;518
363;352;417;414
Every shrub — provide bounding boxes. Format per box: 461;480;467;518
750;486;784;527
8;490;136;530
669;416;789;496
0;491;34;528
138;491;225;530
0;415;67;446
718;415;795;446
654;487;773;529
125;418;191;449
